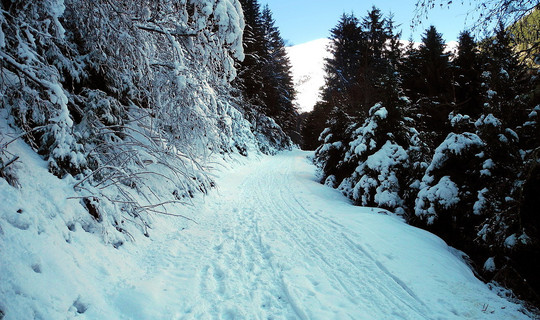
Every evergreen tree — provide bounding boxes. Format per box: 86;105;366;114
418;26;452;101
361;7;388;69
312;13;363;180
480;24;530;128
234;1;297;144
235;0;266;109
314;105;357;184
315;8;416;215
309;5;540;307
260;5;298;139
339;100;414;215
413;23;540;303
301;102;331;150
473;26;539;300
453;31;483;118
400;38;423;102
321;13;363;115
353;7;396;117
411;26;454;150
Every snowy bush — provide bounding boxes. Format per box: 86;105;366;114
0;0;88;177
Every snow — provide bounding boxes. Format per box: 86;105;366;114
0;141;533;318
427;132;484;173
445;41;459;54
481;158;494;176
370;103;387;119
352;141;408;210
505;234;517;248
476;113;502;128
416;176;460;223
0;12;4;48
449;113;471;127
484;257;496;272
286;39;331;113
474;187;489;215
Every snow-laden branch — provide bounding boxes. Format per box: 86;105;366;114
135;24;197;37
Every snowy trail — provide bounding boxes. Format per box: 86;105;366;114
1;146;532;319
107;150;530;319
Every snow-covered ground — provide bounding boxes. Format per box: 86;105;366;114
286;39;331;113
0;134;533;319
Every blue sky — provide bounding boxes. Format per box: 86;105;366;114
263;0;478;45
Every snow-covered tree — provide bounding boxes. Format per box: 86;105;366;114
413;131;485;241
1;0;291;243
315;8;415;215
339;102;413;215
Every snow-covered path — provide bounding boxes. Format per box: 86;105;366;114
110;150;530;319
1;148;533;319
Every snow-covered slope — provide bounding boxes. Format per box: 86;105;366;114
286;39;331;113
0;133;533;318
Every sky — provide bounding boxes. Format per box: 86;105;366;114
263;0;479;46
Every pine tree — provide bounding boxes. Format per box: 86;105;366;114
473;26;537;295
301;102;331;150
362;7;388;69
400;38;423;102
353;7;396;117
315;8;417;215
233;2;297;145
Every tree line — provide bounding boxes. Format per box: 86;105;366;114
302;7;540;306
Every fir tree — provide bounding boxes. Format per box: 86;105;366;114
301;102;331;150
412;26;454;149
453;31;483;118
400;38;423;102
312;13;363;180
321;13;363;115
418;26;452;101
234;1;297;144
354;7;396;116
260;5;298;139
235;0;266;109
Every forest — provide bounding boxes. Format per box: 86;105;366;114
301;3;540;307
